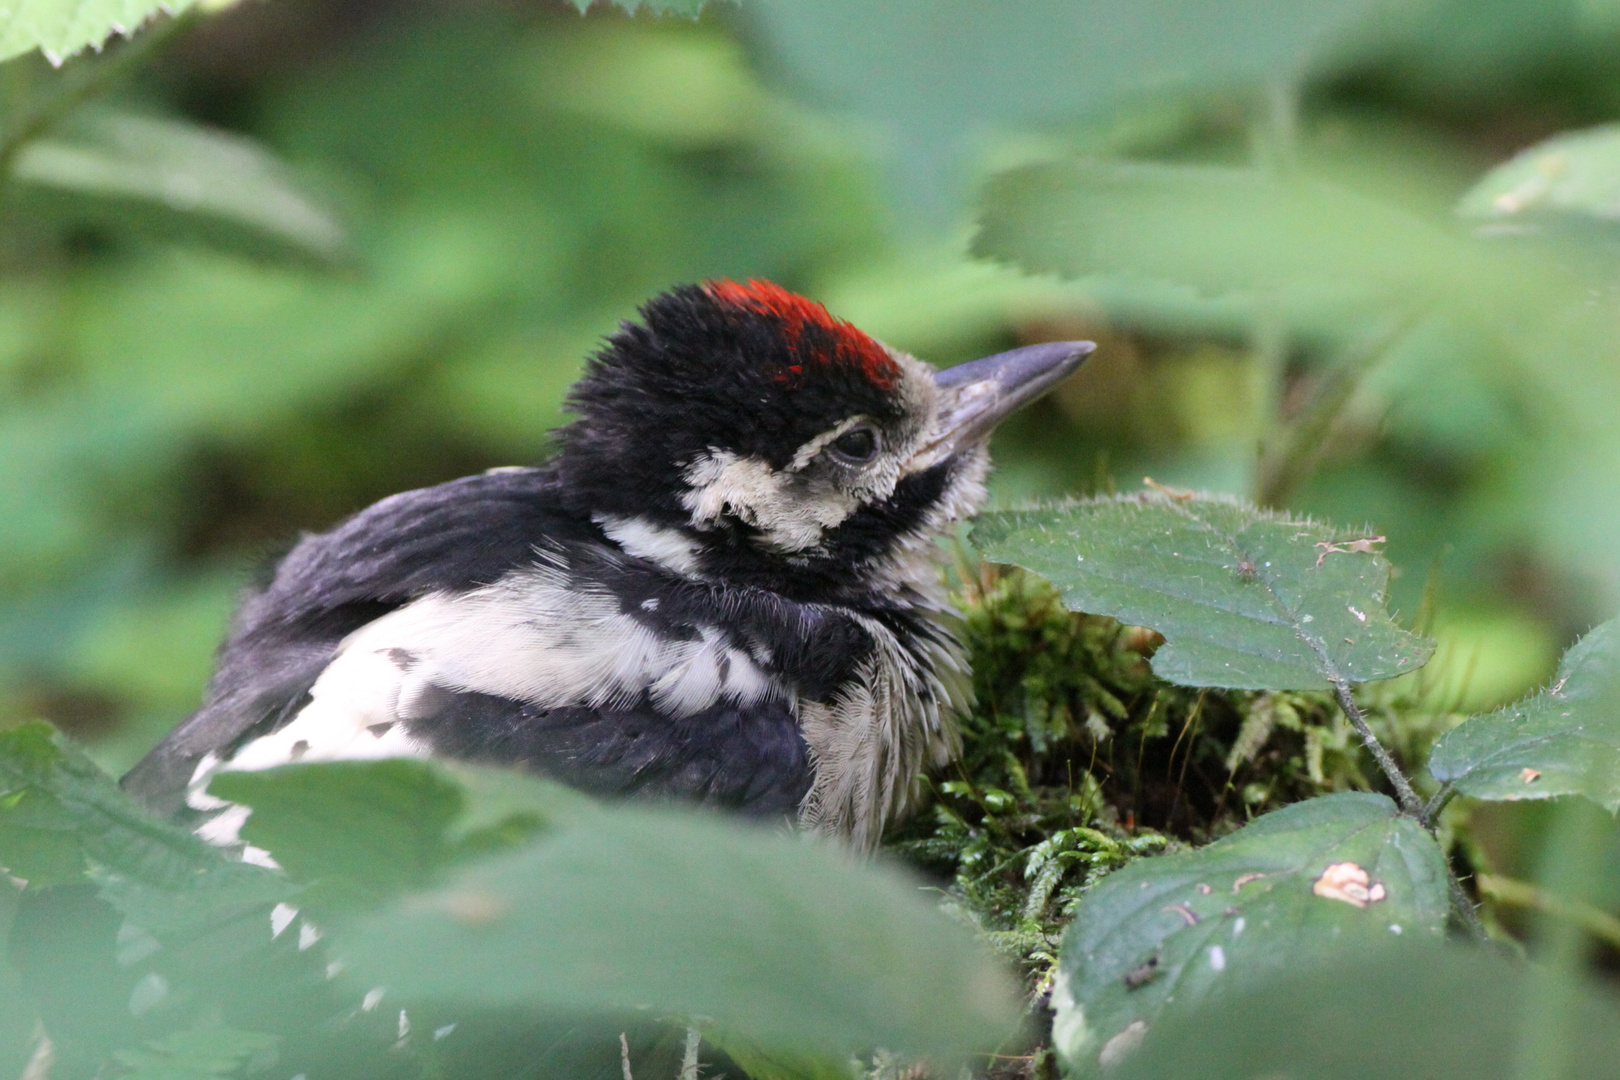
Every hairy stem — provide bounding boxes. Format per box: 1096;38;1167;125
1447;867;1492;945
1330;684;1486;939
1331;680;1423;817
1421;782;1456;830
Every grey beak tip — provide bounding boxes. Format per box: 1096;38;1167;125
933;339;1097;392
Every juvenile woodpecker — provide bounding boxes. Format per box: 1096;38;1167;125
122;281;1091;851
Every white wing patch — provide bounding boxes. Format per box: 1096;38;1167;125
595;514;704;576
189;553;778;838
322;556;775;716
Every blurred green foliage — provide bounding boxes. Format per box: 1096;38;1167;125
2;0;1615;770
5;0;1620;1076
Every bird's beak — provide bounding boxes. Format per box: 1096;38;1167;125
909;340;1095;469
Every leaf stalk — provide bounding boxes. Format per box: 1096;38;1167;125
1330;680;1423;817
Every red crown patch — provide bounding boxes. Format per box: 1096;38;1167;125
706;279;899;390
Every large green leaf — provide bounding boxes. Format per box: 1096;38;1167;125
331;778;1019;1062
1052;792;1449;1075
0;0;201;64
209;760;545;910
1109;943;1620;1080
14;111;350;264
1428;616;1620;809
974;159;1508;317
0;722;236;889
113;1026;280;1080
1457;123;1620;229
748;0;1406;216
971;492;1433;690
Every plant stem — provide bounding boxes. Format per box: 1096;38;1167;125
1421;782;1455;829
679;1027;701;1080
1330;680;1423;817
1479;873;1620;951
1447;867;1491;944
1249;301;1289;504
1329;685;1488;940
1252;76;1300;175
1257;314;1415;508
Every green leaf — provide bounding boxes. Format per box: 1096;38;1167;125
700;1031;853;1080
0;722;235;889
113;1026;280;1080
974;160;1478;310
1109;943;1620;1080
335;787;1019;1061
13;111;350;264
1457;123;1620;229
971;492;1433;690
0;0;200;64
1429;616;1620;809
748;0;1400;219
1052;792;1449;1075
209;760;545;910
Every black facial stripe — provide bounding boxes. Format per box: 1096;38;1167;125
817;459;954;565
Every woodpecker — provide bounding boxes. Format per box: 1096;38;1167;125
122;281;1091;851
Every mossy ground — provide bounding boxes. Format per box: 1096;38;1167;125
881;563;1448;1078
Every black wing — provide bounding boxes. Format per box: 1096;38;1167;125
121;466;592;815
411;690;813;817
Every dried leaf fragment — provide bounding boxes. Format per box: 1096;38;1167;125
1232;872;1266;893
1315;536;1386;567
1142;477;1194;500
1312;861;1387;908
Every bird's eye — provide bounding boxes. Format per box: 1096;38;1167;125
828;425;880;464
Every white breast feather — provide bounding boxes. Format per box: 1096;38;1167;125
796;612;966;852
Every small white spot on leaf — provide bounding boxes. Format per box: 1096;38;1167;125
1098;1021;1148;1069
128;973;169;1017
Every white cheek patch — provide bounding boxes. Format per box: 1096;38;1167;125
681;449;857;553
